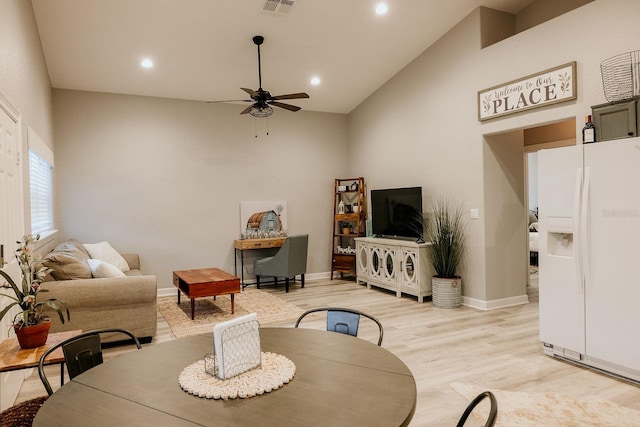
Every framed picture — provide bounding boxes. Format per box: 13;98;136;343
240;201;288;236
478;62;576;121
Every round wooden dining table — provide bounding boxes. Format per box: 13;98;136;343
33;327;416;426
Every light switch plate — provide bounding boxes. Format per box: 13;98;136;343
470;209;479;219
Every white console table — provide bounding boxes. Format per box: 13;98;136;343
355;237;433;303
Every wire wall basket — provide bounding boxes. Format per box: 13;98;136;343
601;50;640;102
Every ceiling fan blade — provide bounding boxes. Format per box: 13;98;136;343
230;37;306;117
241;88;258;98
270;101;302;112
270;92;310;100
206;99;252;104
240;105;255;115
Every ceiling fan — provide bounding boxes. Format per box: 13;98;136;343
208;35;309;117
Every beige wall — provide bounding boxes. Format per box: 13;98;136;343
0;0;52;144
516;0;595;33
5;0;640;306
483;131;526;303
349;0;640;307
52;89;349;289
0;0;55;408
0;0;54;231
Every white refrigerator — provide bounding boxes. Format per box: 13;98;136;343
538;136;640;382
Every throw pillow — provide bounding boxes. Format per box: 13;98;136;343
66;239;91;259
43;253;92;280
42;240;93;280
83;241;130;272
88;259;126;278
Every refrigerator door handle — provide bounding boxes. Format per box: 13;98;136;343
573;168;584;293
581;167;591;292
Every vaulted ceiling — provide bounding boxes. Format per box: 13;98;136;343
32;0;534;114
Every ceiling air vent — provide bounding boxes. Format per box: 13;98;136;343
262;0;294;15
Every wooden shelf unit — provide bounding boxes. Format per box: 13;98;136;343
331;177;366;279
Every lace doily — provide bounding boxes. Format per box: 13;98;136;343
178;352;295;400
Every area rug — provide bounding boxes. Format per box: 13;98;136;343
451;382;640;426
158;289;305;338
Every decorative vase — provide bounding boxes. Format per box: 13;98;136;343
432;277;462;309
14;320;51;349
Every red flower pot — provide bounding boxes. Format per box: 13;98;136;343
14;320;51;349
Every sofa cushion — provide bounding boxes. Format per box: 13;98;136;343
83;241;130;272
88;259;126;278
43;240;92;280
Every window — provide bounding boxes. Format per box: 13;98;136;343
29;150;53;235
28;127;55;236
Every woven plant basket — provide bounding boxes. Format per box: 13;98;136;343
432;277;462;309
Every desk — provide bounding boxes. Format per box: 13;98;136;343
233;237;285;287
34;328;416;426
0;330;82;387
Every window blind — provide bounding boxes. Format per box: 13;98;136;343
29;150;54;235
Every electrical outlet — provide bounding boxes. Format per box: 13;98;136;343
470;209;479;219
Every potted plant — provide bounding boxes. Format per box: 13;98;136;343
339;222;352;235
0;234;70;348
425;197;466;308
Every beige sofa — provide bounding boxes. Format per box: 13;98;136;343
40;240;157;343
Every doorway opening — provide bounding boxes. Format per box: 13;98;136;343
483;117;576;305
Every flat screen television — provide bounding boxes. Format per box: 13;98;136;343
370;187;423;241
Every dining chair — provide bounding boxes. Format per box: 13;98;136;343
254;234;308;293
294;307;384;346
456;390;498;427
38;328;141;396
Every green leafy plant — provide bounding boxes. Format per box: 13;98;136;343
426;198;466;278
0;234;70;329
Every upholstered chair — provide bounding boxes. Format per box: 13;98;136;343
254;234;308;292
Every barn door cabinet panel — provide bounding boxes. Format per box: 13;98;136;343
356;243;369;279
331;177;366;279
379;243;399;291
355;237;432;303
368;245;383;280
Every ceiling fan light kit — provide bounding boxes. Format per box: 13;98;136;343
249;105;273;118
208;35;309;117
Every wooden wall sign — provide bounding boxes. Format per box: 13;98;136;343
478;62;576;121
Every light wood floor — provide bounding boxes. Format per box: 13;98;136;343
16;273;640;426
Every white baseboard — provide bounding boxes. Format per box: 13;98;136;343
157;271;332;297
158;287;176;298
158;273;528;310
305;271;331;281
462;294;529;311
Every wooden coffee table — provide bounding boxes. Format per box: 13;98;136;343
172;268;241;320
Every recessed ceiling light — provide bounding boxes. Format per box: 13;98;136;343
310;76;321;86
140;58;154;69
375;2;388;15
